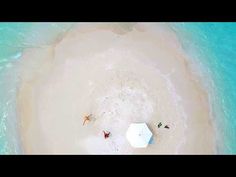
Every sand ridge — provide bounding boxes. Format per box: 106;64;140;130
17;23;216;154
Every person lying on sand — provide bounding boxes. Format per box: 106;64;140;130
164;125;170;129
83;114;92;126
103;131;111;139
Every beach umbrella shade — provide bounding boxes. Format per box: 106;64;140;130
126;123;153;148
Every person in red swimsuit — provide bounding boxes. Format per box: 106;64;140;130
103;131;111;139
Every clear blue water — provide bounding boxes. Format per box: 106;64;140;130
170;23;236;154
0;23;236;154
0;23;73;154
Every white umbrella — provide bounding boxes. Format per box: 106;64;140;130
126;123;153;148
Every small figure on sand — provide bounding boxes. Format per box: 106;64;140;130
164;125;170;129
157;122;162;128
83;114;92;126
103;131;111;139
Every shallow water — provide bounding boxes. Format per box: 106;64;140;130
0;23;73;153
171;23;236;154
0;22;235;154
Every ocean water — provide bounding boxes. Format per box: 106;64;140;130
170;23;236;154
0;23;235;154
0;23;73;154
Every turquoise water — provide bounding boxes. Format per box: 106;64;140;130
0;23;73;154
0;23;236;154
170;23;236;154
